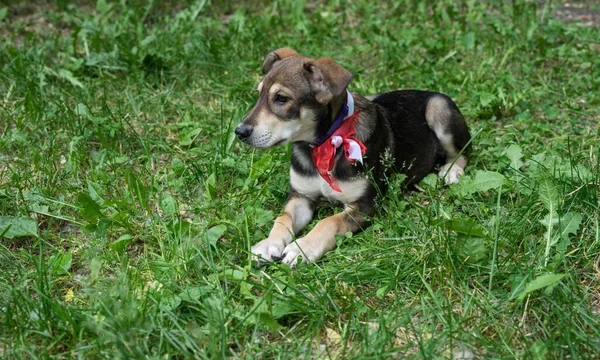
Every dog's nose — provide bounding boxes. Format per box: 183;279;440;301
235;123;254;140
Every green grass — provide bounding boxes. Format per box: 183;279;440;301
1;0;599;358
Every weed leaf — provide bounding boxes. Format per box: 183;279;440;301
205;225;227;247
516;273;565;301
0;7;8;22
431;217;487;237
59;69;84;88
205;173;217;200
49;251;73;274
456;235;488;264
420;173;439;189
453;171;506;197
110;234;133;254
538;177;559;214
77;193;105;222
160;291;182;311
250;155;273;179
90;257;102;282
159;192;178;216
255;313;283;330
0;216;38;238
472;171;506;192
558;212;582;241
505;144;524;170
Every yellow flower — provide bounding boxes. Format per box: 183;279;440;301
64;288;74;303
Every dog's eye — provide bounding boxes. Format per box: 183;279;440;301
274;94;290;104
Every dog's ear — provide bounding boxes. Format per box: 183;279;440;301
262;47;299;74
303;57;352;104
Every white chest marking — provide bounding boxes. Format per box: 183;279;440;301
290;168;370;204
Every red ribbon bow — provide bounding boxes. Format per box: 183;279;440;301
310;111;367;192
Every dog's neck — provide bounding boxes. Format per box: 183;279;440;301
312;91;355;146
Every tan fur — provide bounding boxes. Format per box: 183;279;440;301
290;168;370;204
262;47;299;74
243;82;316;147
425;96;455;154
251;196;314;262
425;95;468;185
281;205;366;266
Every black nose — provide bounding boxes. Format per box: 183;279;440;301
235;123;253;140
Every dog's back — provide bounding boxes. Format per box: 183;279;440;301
372;90;471;186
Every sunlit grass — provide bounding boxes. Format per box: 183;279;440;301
1;0;599;358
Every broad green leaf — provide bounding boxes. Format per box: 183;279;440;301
556;162;594;182
456;235;488;264
538;213;559;228
516;273;565;301
179;287;203;302
419;173;438;189
0;216;38;238
558;212;582;241
166;219;193;239
50;251;72;274
431;217;486;237
0;7;8;22
272;303;295;318
205;225;227;247
96;0;113;15
159;192;178;216
376;284;391;299
463;32;475;49
250;154;273;179
57;69;84;88
160;291;182;311
538;177;559;214
179;128;202;146
74;103;88;116
479;92;494;107
139;34;156;48
204;173;217;200
254;312;282;330
78;193;104;222
110;234;133;254
90;257;102;282
87;182;104;204
471;170;506;192
505;144;523;170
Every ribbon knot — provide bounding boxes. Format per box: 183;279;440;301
310;92;367;193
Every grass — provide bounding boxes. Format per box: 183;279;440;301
1;0;599;358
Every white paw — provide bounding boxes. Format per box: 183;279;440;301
439;163;464;185
251;238;287;265
281;238;325;267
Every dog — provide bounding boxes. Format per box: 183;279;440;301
235;47;471;267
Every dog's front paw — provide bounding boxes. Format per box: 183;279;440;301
439;163;464;185
281;238;326;268
251;238;288;265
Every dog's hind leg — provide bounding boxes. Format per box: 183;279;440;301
425;95;471;185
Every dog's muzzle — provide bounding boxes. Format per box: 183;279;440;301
235;123;254;141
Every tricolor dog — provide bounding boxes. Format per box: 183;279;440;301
235;47;471;267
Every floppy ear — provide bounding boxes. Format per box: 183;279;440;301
303;57;353;104
262;47;299;74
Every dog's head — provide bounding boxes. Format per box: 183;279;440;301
235;47;352;148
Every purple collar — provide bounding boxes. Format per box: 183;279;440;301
312;91;355;146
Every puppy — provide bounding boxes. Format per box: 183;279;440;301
235;47;471;267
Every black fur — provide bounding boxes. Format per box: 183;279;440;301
291;90;470;196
